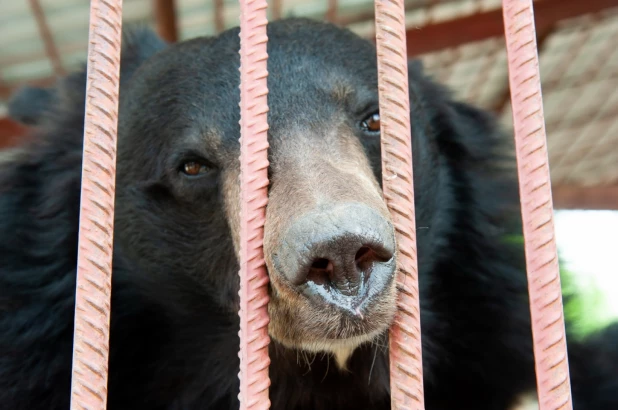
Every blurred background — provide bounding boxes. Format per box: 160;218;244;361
0;0;616;333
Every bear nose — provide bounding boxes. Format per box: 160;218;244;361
275;203;396;300
303;241;393;296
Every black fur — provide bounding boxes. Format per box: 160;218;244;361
1;19;616;410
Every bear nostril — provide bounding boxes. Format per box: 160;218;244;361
303;244;391;295
276;203;396;300
355;246;374;276
354;246;372;264
307;258;334;286
311;258;330;270
354;244;392;279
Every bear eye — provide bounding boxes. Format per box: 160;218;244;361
361;112;380;133
181;161;210;177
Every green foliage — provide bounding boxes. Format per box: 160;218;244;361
560;266;616;340
503;234;616;340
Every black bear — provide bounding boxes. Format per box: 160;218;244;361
1;18;617;410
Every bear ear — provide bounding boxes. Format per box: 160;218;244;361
119;24;168;84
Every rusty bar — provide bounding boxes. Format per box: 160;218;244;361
214;0;225;33
69;0;124;409
325;0;338;22
28;0;66;76
374;0;425;409
153;0;179;43
502;0;573;409
237;0;271;408
271;0;282;20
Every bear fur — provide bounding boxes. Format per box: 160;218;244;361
1;18;617;410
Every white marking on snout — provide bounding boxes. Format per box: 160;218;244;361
298;327;385;371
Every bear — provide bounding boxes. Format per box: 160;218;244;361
1;18;617;410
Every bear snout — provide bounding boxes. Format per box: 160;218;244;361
274;203;396;317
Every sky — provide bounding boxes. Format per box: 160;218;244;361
554;210;618;319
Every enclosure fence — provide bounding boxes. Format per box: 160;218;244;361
68;0;572;409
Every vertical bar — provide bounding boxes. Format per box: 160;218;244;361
502;1;573;409
271;0;282;20
70;0;124;409
374;1;425;409
28;0;66;76
153;0;179;43
215;0;225;33
237;0;271;408
325;0;338;22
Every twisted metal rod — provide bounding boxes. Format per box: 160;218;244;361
237;0;272;408
374;0;425;409
70;0;123;409
28;0;66;76
502;1;573;409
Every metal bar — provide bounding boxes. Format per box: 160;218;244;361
70;0;124;409
374;0;425;409
28;0;66;76
214;0;225;33
325;0;338;22
153;0;179;43
502;1;573;409
271;0;283;20
237;0;271;407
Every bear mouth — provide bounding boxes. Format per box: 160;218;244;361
270;247;397;318
266;262;398;365
296;326;389;369
297;263;395;320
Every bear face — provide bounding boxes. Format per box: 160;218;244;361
110;19;443;365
